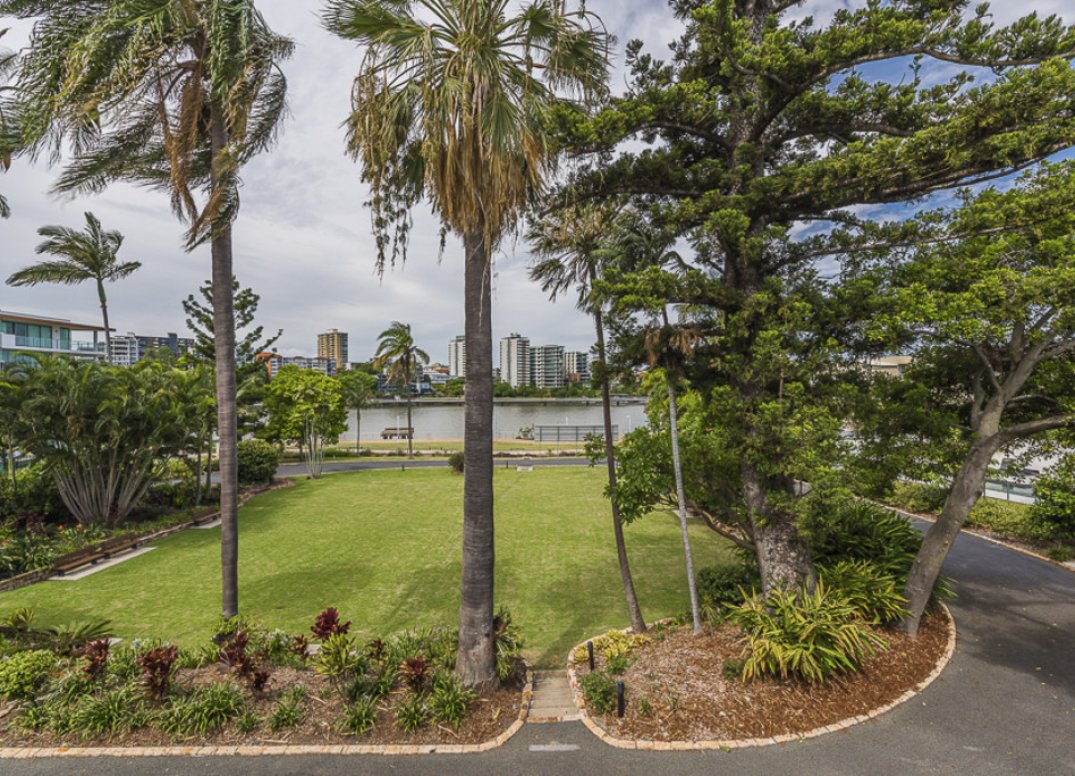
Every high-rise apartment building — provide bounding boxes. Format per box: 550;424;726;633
564;351;590;383
448;335;466;378
318;329;348;369
530;344;566;389
499;333;530;388
109;331;195;366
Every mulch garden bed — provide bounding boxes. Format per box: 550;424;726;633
576;611;950;742
0;663;525;749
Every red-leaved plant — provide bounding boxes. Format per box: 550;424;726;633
311;608;350;640
400;655;430;691
290;634;311;664
79;639;110;682
138;645;179;700
219;630;272;692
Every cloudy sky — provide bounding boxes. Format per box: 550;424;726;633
0;0;1068;364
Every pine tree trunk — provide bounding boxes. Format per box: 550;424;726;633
456;228;497;692
668;380;702;634
592;304;646;633
210;108;240;620
899;437;999;636
741;459;816;593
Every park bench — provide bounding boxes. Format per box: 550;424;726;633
381;427;414;439
52;534;145;576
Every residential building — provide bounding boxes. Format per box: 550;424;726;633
861;355;914;377
318;329;349;369
448;335;466;378
256;352;337;379
530;344;566;389
0;309;107;366
564;351;590;383
499;333;530;388
110;331;195;366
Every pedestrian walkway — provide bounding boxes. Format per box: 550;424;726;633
528;670;579;723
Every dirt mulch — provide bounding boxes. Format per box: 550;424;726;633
0;664;523;749
578;611;950;742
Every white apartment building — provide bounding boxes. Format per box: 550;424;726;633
530;344;566;389
499;333;530;388
448;335;466;378
564;351;590;383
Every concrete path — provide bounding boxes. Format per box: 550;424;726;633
529;670;579;724
9;522;1075;775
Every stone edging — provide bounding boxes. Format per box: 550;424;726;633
566;606;957;751
884;504;1075;576
0;667;533;758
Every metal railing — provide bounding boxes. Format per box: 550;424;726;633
533;425;618;443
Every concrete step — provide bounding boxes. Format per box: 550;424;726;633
528;669;577;723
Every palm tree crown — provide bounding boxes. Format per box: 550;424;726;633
323;0;609;265
7;212;141;359
374;321;429;393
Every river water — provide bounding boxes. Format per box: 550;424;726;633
349;399;647;441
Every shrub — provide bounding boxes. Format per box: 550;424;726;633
158;683;245;736
0;464;66;524
722;658;745;681
269;685;306;732
493;607;523;682
448;452;464;474
236;710;260;734
1030;458;1075;539
818;560;908;624
1047;545;1075;563
137;645;179;700
236;439;279;486
696;562;761;621
315;633;364;680
429;672;473;729
969;499;1048;542
0;649;56;699
400;655;430;692
0;530;57;578
573;629;649;666
606;653;629;675
311;607;351;640
79;639;111;682
394;692;429;733
579;670;616;715
726;583;887;683
44;619;113;655
805;497;952;604
70;685;148;737
340;695;378;736
890;482;949;513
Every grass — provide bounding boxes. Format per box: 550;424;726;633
0;468;734;667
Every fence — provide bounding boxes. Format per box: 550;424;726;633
533;425;618;443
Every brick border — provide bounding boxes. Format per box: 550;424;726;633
0;667;533;758
567;605;957;751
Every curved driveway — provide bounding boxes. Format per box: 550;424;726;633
12;501;1075;775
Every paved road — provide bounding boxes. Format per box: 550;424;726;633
7;522;1074;775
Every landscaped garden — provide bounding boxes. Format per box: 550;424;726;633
0;468;735;667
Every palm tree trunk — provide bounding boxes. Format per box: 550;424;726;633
406;387;414;459
97;279;111;364
210;108;240;620
355;407;361;454
592;305;646;634
667;379;702;635
456;228;497;692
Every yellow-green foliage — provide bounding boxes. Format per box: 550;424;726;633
573;630;650;665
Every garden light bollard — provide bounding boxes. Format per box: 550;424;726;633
616;681;625;718
587;641;595;671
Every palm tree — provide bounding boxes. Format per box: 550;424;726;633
2;0;293;619
325;0;609;689
527;202;647;634
374;322;429;460
7;212;140;360
337;369;379;454
0;27;16;218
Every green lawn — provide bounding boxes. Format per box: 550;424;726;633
0;468;733;666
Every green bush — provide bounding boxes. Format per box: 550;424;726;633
0;649;56;699
269;685;306;732
70;686;149;738
339;696;378;736
969;498;1048;542
158;683;245;735
722;658;745;680
448;452;464;474
1030;458;1075;540
696;562;761;621
579;669;616;715
818;560;907;624
429;672;473;729
314;633;365;680
0;530;56;577
394;692;429;733
236;440;280;485
1047;545;1075;563
726;583;887;683
0;464;66;523
890;482;949;513
493;607;523;682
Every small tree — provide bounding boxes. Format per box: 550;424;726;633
1031;454;1075;542
264;366;347;479
848;163;1075;634
11;358;187;526
337;370;379;454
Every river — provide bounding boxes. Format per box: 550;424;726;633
349;398;648;441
